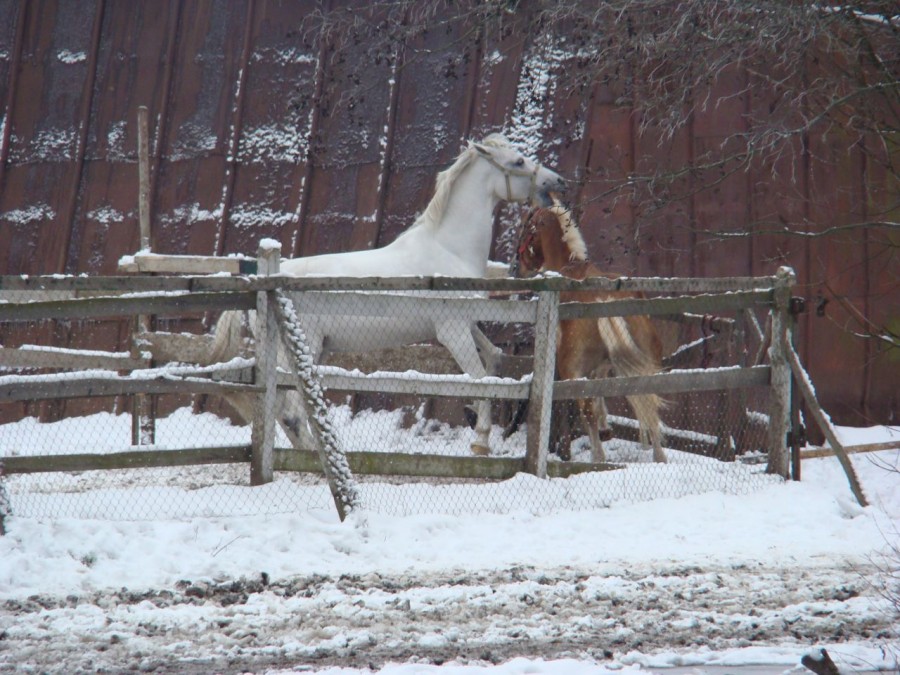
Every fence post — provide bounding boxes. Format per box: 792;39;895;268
132;106;156;446
766;266;795;477
250;240;281;486
525;290;558;478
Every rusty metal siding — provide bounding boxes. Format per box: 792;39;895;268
0;0;896;425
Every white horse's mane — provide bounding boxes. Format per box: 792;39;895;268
548;202;589;262
416;133;513;230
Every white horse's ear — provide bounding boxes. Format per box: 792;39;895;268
471;142;492;157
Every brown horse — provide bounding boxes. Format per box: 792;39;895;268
515;203;668;463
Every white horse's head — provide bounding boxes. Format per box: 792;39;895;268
468;134;566;206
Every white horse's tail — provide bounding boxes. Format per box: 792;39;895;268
210;309;253;363
596;316;666;459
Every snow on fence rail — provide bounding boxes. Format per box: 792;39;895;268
0;263;804;521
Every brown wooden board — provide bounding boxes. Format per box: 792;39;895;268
861;131;900;422
806;127;869;424
218;0;319;258
66;2;181;275
150;1;250;258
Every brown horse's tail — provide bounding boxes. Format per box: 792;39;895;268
596;316;666;454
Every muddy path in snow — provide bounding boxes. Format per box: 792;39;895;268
1;563;892;674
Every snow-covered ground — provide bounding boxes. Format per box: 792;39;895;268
0;411;897;674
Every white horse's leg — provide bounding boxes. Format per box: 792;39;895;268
436;321;493;455
273;326;323;451
472;325;502;377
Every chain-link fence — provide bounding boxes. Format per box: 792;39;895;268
0;271;791;521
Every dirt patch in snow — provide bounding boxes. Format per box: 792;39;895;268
1;563;891;673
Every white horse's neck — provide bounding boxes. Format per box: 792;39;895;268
427;160;499;273
387;152;500;277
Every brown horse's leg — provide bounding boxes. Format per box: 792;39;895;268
578;397;607;463
597;397;613;442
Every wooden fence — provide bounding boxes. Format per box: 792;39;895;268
0;258;870;519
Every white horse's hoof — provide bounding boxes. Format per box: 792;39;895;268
470;443;491;456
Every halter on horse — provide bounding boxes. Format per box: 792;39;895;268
211;134;565;456
515;202;668;464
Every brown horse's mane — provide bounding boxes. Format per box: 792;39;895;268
548;202;588;263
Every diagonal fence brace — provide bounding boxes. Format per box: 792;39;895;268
272;290;361;521
783;333;868;508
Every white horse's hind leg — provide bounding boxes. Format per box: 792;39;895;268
472;325;502;376
436;321;493;455
273;326;323;451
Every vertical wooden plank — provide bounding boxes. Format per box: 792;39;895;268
691;65;751;280
580;80;635;275
151;0;250;257
525;291;558;478
0;0;26;188
861;132;900;423
213;0;255;259
805;128;869;424
250;241;280;486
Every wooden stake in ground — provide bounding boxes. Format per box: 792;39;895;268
272;289;360;521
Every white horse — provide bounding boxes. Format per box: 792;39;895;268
211;134;565;455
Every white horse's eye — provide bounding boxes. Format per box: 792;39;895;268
514;158;525;167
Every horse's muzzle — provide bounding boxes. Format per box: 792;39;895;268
534;186;566;208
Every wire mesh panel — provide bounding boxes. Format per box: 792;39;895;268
0;275;787;521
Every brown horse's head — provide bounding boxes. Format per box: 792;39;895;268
514;208;551;277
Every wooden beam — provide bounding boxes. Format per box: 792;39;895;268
124;252;258;275
1;446;620;480
0;373;259;402
553;366;770;399
290;291;536;324
801;440;899;459
0;291;255;322
559;291;772;320
1;446;252;474
309;370;531;400
0;273;779;296
0;345;148;370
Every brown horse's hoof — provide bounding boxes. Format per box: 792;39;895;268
470;442;491;456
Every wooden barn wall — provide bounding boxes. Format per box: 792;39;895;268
0;0;896;426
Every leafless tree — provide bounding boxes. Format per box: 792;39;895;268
302;0;898;352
